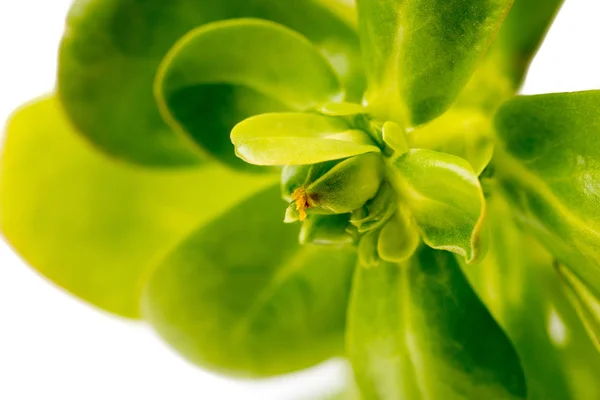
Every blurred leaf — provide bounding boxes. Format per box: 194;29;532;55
408;110;494;175
142;185;357;377
156;19;343;171
457;0;564;111
488;0;563;88
0;97;275;318
495;91;600;300
58;0;364;166
356;0;512;125
232;113;380;166
391;149;486;263
463;192;600;399
557;265;600;352
347;246;527;400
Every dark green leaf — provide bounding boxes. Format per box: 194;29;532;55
0;97;275;318
457;0;564;111
142;185;357;377
487;0;564;88
356;0;512;125
156;19;343;171
58;0;364;166
347;246;527;400
495;90;600;299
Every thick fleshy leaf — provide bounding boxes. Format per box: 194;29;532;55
356;0;512;125
142;185;357;377
231;113;380;166
390;149;486;263
457;0;564;111
58;0;364;166
347;246;527;400
0;97;275;318
408;110;494;175
557;265;600;352
156;19;343;171
463;193;600;399
494;91;600;299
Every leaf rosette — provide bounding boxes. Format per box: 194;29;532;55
5;1;600;399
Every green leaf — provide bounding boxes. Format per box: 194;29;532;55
390;149;486;263
377;209;420;263
58;0;364;166
557;264;600;352
0;97;275;318
463;192;600;400
494;91;600;300
319;102;367;117
408;110;494;175
299;214;354;245
231;113;380;166
156;19;343;171
356;0;512;125
347;246;527;400
142;185;357;377
457;0;564;111
487;0;563;88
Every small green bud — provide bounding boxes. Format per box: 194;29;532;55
350;181;397;233
281;161;339;202
377;210;420;263
305;153;385;214
382;121;409;155
281;153;385;222
358;230;381;268
299;214;355;245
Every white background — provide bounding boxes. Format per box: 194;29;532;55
0;1;599;399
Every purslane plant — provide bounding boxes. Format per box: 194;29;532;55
2;0;600;398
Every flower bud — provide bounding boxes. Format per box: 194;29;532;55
281;153;384;222
350;182;397;233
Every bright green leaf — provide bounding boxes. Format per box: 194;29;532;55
463;192;600;400
495;90;600;300
142;185;357;377
58;0;364;166
356;0;512;125
347;246;527;400
231;113;380;166
0;97;275;318
156;19;343;171
408;110;494;175
319;102;366;117
382;121;409;156
390;149;487;263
